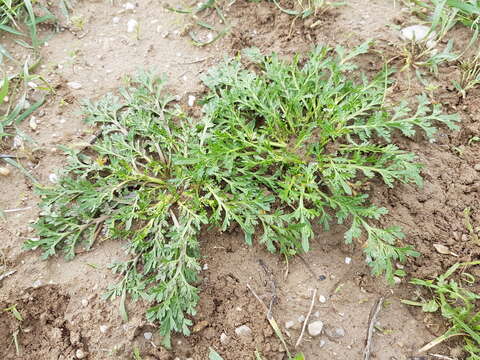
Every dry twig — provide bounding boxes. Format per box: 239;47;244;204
363;296;384;360
295;288;317;348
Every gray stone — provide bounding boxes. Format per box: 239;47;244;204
307;320;324;337
235;325;252;338
144;332;153;340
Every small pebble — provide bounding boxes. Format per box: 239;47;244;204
394;276;402;285
100;325;109;333
123;2;135;10
81;299;89;307
319;295;327;303
344;257;352;264
0;167;11;176
188;95;196;107
220;332;229;344
67;81;82;90
144;332;153;340
334;327;346;337
112;16;120;24
202;263;208;270
29;116;37;130
235;325;252;338
319;339;326;348
307;320;324;337
32;279;42;288
27;81;38;89
297;315;305;323
285;320;295;329
127;19;138;33
75;349;87;359
474;164;480;172
49;173;59;183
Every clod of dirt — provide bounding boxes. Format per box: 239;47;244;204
307;320;324;337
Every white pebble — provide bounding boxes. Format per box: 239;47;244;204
319;295;327;303
345;257;352;264
143;332;153;340
32;279;42;288
202;263;208;270
123;2;135;10
81;299;89;307
49;173;59;183
188;95;196;107
99;325;109;333
307;320;324;337
285;320;295;329
297;315;305;323
220;332;229;344
27;81;38;89
75;349;87;359
112;17;120;24
29;116;37;130
67;81;82;90
127;19;138;33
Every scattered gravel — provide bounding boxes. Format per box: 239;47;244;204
307;320;324;337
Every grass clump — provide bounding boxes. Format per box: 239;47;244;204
27;44;459;345
403;261;480;359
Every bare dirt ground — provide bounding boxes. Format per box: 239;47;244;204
1;0;478;359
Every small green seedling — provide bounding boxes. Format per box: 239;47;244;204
403;261;480;358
